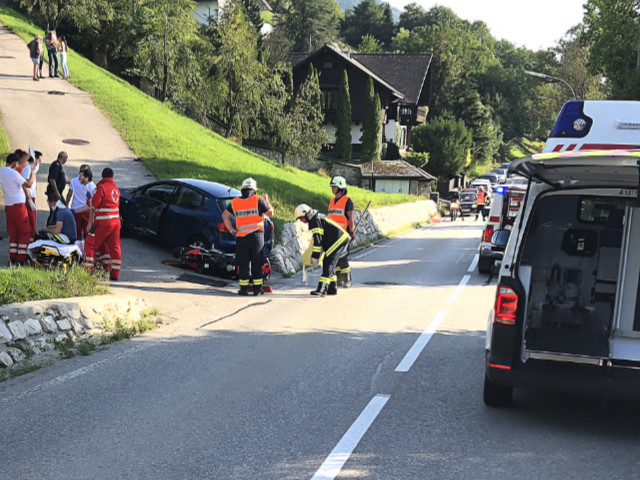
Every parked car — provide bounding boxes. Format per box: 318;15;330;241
484;149;640;407
469;178;492;194
477;184;527;274
479;172;499;190
490;168;508;183
119;178;272;254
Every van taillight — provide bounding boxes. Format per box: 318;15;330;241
218;221;230;233
494;285;518;325
483;224;495;243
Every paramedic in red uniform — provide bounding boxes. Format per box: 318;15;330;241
328;176;355;288
85;168;121;280
0;153;39;264
222;177;273;296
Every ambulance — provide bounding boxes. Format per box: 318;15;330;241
543;100;640;153
484;149;640;407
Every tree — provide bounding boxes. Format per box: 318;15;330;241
206;3;264;138
341;0;395;48
580;0;640;98
360;77;381;161
334;69;353;160
358;34;384;53
135;0;199;102
277;64;330;163
275;0;340;53
397;2;429;31
412;118;472;179
16;0;86;30
242;0;265;50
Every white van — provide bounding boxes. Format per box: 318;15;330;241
544;100;640;153
484;149;640;406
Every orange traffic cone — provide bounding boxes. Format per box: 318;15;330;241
432;211;442;223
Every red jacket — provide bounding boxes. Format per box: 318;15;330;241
91;177;120;223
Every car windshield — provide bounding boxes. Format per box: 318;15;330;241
460;192;476;202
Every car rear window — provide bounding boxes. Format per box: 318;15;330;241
461;192;476;202
217;197;234;213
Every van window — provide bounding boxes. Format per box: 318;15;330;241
520;194;626;357
579;197;627;224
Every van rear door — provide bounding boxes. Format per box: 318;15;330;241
510;151;640;360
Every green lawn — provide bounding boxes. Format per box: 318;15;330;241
0;266;109;305
0;6;414;232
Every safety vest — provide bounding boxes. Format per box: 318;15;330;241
232;195;264;237
92;177;120;223
476;191;486;205
328;195;350;230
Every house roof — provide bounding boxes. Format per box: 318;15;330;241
353;160;437;181
289;45;432;104
352;54;431;105
289;45;404;100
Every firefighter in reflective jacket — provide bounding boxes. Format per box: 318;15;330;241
84;168;121;280
475;187;487;221
328;176;355;287
223;177;273;296
295;203;350;297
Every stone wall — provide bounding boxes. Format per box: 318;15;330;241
0;295;156;370
270;199;438;275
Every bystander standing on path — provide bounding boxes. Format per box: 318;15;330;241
47;151;68;203
26;34;42;81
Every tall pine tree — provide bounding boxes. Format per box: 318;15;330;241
334;69;352;160
361;77;381;162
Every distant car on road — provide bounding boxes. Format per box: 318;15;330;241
479;172;499;190
119;178;272;253
490;168;508;183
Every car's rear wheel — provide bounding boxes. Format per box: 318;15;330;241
483;375;513;407
186;235;211;250
478;255;494;274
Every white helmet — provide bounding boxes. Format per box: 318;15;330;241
241;177;257;190
294;203;313;220
330;176;347;189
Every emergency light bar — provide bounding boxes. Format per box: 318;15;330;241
495;186;506;194
549;100;593;138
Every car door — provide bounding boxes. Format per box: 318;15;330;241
132;182;177;236
161;185;208;246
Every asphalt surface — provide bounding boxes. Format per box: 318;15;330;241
2;221;640;480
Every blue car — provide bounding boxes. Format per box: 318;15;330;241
119;179;273;254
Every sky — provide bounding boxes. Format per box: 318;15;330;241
387;0;587;51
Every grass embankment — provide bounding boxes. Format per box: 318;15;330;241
0;6;414;234
508;138;544;160
0;266;109;304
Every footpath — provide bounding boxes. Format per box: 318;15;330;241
0;22;289;329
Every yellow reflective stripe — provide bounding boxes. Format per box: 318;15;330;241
312;246;323;252
310;228;324;235
326;233;349;257
253;279;263;286
320;277;330;284
330;275;337;282
341;267;351;273
239;279;250;286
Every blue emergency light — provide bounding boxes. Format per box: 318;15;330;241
496;186;506;194
548;100;593;138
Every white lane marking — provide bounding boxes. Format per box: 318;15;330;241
468;254;479;272
2;341;160;402
311;394;390;480
449;274;471;303
395;310;448;373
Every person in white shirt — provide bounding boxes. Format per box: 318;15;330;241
0;153;39;264
16;149;39;242
65;165;94;240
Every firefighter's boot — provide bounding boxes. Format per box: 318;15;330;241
310;282;328;296
338;272;352;288
327;281;338;295
238;285;250;296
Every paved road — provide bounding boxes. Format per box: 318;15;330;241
2;220;639;480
